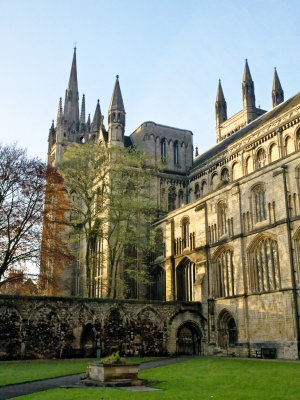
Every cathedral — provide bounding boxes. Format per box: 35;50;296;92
46;48;300;359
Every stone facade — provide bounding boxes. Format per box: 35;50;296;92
0;295;204;360
44;49;300;359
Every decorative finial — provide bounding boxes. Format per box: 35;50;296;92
116;75;119;79
195;147;199;157
97;99;100;103
74;41;77;50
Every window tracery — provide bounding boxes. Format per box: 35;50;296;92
248;235;280;293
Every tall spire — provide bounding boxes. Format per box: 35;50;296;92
216;79;226;103
108;75;126;146
57;97;63;125
215;80;227;130
242;59;255;109
80;94;85;124
272;67;284;107
91;100;101;132
109;75;125;113
63;47;79;124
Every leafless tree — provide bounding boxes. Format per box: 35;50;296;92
0;143;46;287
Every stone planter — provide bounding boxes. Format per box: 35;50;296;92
88;362;141;384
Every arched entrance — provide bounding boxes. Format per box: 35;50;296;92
81;323;96;357
177;322;201;355
217;310;238;349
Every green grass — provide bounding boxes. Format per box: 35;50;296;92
0;357;155;387
11;358;300;400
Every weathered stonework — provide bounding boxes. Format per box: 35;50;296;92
0;295;204;360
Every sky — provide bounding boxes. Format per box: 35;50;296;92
0;0;299;161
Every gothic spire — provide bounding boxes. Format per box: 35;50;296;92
243;59;253;83
216;79;226;103
91;100;101;132
80;94;85;124
272;68;284;107
215;80;227;127
63;47;79;124
242;59;255;109
109;75;125;113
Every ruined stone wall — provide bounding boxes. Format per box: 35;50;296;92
0;295;204;360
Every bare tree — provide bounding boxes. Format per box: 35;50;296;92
0;144;46;287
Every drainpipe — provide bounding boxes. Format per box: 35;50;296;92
281;165;300;359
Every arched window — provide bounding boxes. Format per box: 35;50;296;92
221;168;230;184
269;143;279;162
174;141;179;165
150;265;166;300
168;186;176;212
252;184;266;223
212;247;234;298
296;128;300;150
211;173;218;191
181;217;189;249
217;201;227;236
232;162;242;181
161;139;166;163
257;148;267;169
195;183;200;199
201;180;207;196
245;156;253;174
248;235;280;293
217;310;237;349
285;136;294;155
176;259;196;301
178;190;184;207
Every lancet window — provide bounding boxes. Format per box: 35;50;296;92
161;138;166;163
211;247;234;298
252;184;266;223
257;148;267;169
217;201;227;236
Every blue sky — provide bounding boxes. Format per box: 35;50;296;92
0;0;299;160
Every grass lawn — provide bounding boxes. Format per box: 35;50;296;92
0;357;155;387
11;357;300;400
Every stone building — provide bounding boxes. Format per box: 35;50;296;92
45;48;300;359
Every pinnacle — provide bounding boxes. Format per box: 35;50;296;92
273;67;283;92
216;80;226;103
91;100;101;132
243;59;253;82
109;75;125;112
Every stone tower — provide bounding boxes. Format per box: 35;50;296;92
108;75;126;146
272;68;284;107
47;48;91;167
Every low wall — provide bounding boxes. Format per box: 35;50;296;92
0;295;204;360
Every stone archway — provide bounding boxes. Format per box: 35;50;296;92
177;321;202;355
80;323;96;357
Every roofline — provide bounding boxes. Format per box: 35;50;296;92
191;91;300;172
131;121;193;135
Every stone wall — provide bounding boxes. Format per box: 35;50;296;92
0;295;204;360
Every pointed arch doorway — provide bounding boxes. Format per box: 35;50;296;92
177;322;202;355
